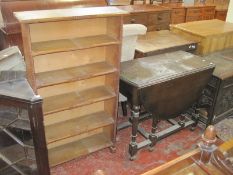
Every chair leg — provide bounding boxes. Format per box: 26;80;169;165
121;101;127;116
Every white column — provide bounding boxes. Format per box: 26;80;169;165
226;0;233;22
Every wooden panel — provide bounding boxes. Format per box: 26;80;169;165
123;14;148;25
29;18;107;42
14;6;128;24
38;75;110;98
42;85;115;115
172;8;186;16
215;10;227;21
45;111;114;143
31;35;119;56
47;126;113;166
44;101;105;125
36;62;117;88
33;47;106;73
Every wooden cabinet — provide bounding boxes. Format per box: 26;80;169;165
161;3;216;23
14;6;127;167
118;5;171;31
186;5;215;22
170;8;186;24
171;19;233;55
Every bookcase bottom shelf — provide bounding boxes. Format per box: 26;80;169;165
45;110;114;143
48;129;113;167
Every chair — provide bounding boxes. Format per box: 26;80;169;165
119;24;147;116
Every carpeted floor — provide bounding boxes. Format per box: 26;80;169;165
50;109;204;175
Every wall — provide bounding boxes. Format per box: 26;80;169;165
226;0;233;22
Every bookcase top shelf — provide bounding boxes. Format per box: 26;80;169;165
14;6;128;23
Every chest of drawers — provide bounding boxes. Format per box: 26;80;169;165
118;5;171;31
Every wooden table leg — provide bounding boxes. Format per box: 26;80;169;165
129;105;140;160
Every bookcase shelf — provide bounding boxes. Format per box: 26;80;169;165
31;35;119;56
47;127;112;166
43;85;116;115
15;6;126;166
36;61;117;88
45;111;114;143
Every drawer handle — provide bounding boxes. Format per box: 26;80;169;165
158;17;162;20
131;19;136;23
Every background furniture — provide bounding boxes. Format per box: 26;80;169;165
119;51;215;159
15;6;127;167
171;19;233;55
118;5;171;31
135;30;197;58
160;3;215;24
197;49;233;126
0;0;107;53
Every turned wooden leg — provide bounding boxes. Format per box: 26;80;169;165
149;116;158;151
129;105;140;160
121;101;127;116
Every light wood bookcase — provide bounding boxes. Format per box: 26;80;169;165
14;6;127;166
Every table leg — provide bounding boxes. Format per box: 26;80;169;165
129;105;140;160
149;116;158;151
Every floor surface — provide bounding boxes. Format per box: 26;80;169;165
51;110;204;175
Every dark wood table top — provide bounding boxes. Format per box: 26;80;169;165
120;50;214;88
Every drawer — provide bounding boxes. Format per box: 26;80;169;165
147;22;170;31
203;7;215;15
172;8;186;16
171;16;186;24
202;15;215;20
215;11;227;21
148;12;170;25
186;15;201;22
123;14;147;25
186;8;201;16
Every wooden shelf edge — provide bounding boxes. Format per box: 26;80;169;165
45;111;114;144
48;132;113;166
43;86;116;115
36;62;117;88
31;35;120;56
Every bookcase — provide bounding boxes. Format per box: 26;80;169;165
14;6;127;166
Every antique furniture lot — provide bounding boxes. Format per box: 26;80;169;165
14;6;127;166
171;19;233;55
160;3;215;24
142;126;233;175
119;51;215;159
135;30;197;58
197;49;233;126
117;5;171;31
0;0;107;52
